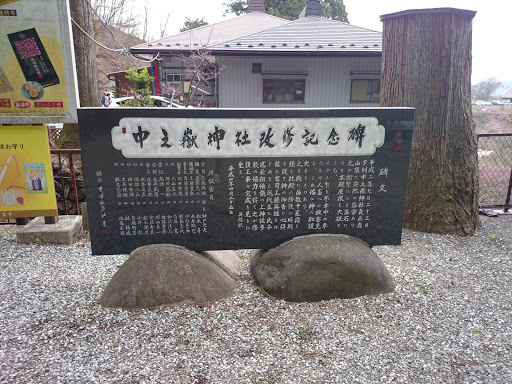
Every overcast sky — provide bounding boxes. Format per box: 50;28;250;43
139;0;512;84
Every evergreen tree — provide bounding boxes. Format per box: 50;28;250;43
122;68;154;107
223;0;348;22
180;17;208;32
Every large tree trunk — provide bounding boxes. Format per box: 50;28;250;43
380;8;479;235
58;0;100;148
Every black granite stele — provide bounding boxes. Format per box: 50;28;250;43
78;108;414;255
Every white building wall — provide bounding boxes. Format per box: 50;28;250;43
216;56;381;108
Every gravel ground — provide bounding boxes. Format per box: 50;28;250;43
0;215;511;383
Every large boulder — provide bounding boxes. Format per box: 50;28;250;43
200;250;242;279
99;244;236;308
250;234;394;302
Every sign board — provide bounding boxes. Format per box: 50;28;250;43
0;125;58;219
78;108;415;255
0;0;79;124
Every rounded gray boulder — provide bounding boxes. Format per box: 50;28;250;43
99;244;235;308
250;234;394;302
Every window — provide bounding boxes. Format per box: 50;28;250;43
252;63;262;74
350;79;380;102
166;74;182;83
263;79;305;103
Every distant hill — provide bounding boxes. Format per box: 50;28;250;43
495;81;512;98
94;21;146;93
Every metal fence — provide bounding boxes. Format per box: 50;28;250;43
477;133;512;212
51;149;82;215
47;124;63;146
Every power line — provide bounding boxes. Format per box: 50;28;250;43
71;0;161;63
85;0;129;50
70;17;161;63
71;17;123;52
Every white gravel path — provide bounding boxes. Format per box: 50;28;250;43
0;215;511;383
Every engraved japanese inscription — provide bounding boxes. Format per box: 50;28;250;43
78;108;414;255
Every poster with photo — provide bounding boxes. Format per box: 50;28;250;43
0;125;57;219
24;162;48;194
0;0;78;124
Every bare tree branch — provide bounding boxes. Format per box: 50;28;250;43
140;1;149;41
472;77;501;101
177;47;224;107
159;11;172;38
160;82;183;103
91;0;172;41
91;0;132;27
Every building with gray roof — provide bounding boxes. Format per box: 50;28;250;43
129;0;383;108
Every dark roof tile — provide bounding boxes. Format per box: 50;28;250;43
209;17;381;54
130;13;288;53
131;14;381;56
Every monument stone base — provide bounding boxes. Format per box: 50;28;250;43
251;234;395;302
99;244;238;308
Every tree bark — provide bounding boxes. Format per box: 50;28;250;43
380;8;479;235
70;0;100;107
59;0;101;148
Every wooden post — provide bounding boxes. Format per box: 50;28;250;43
45;216;59;224
380;8;479;235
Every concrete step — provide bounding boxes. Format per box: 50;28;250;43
16;216;83;245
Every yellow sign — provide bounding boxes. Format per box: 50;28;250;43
0;1;20;7
0;125;57;219
0;0;78;123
